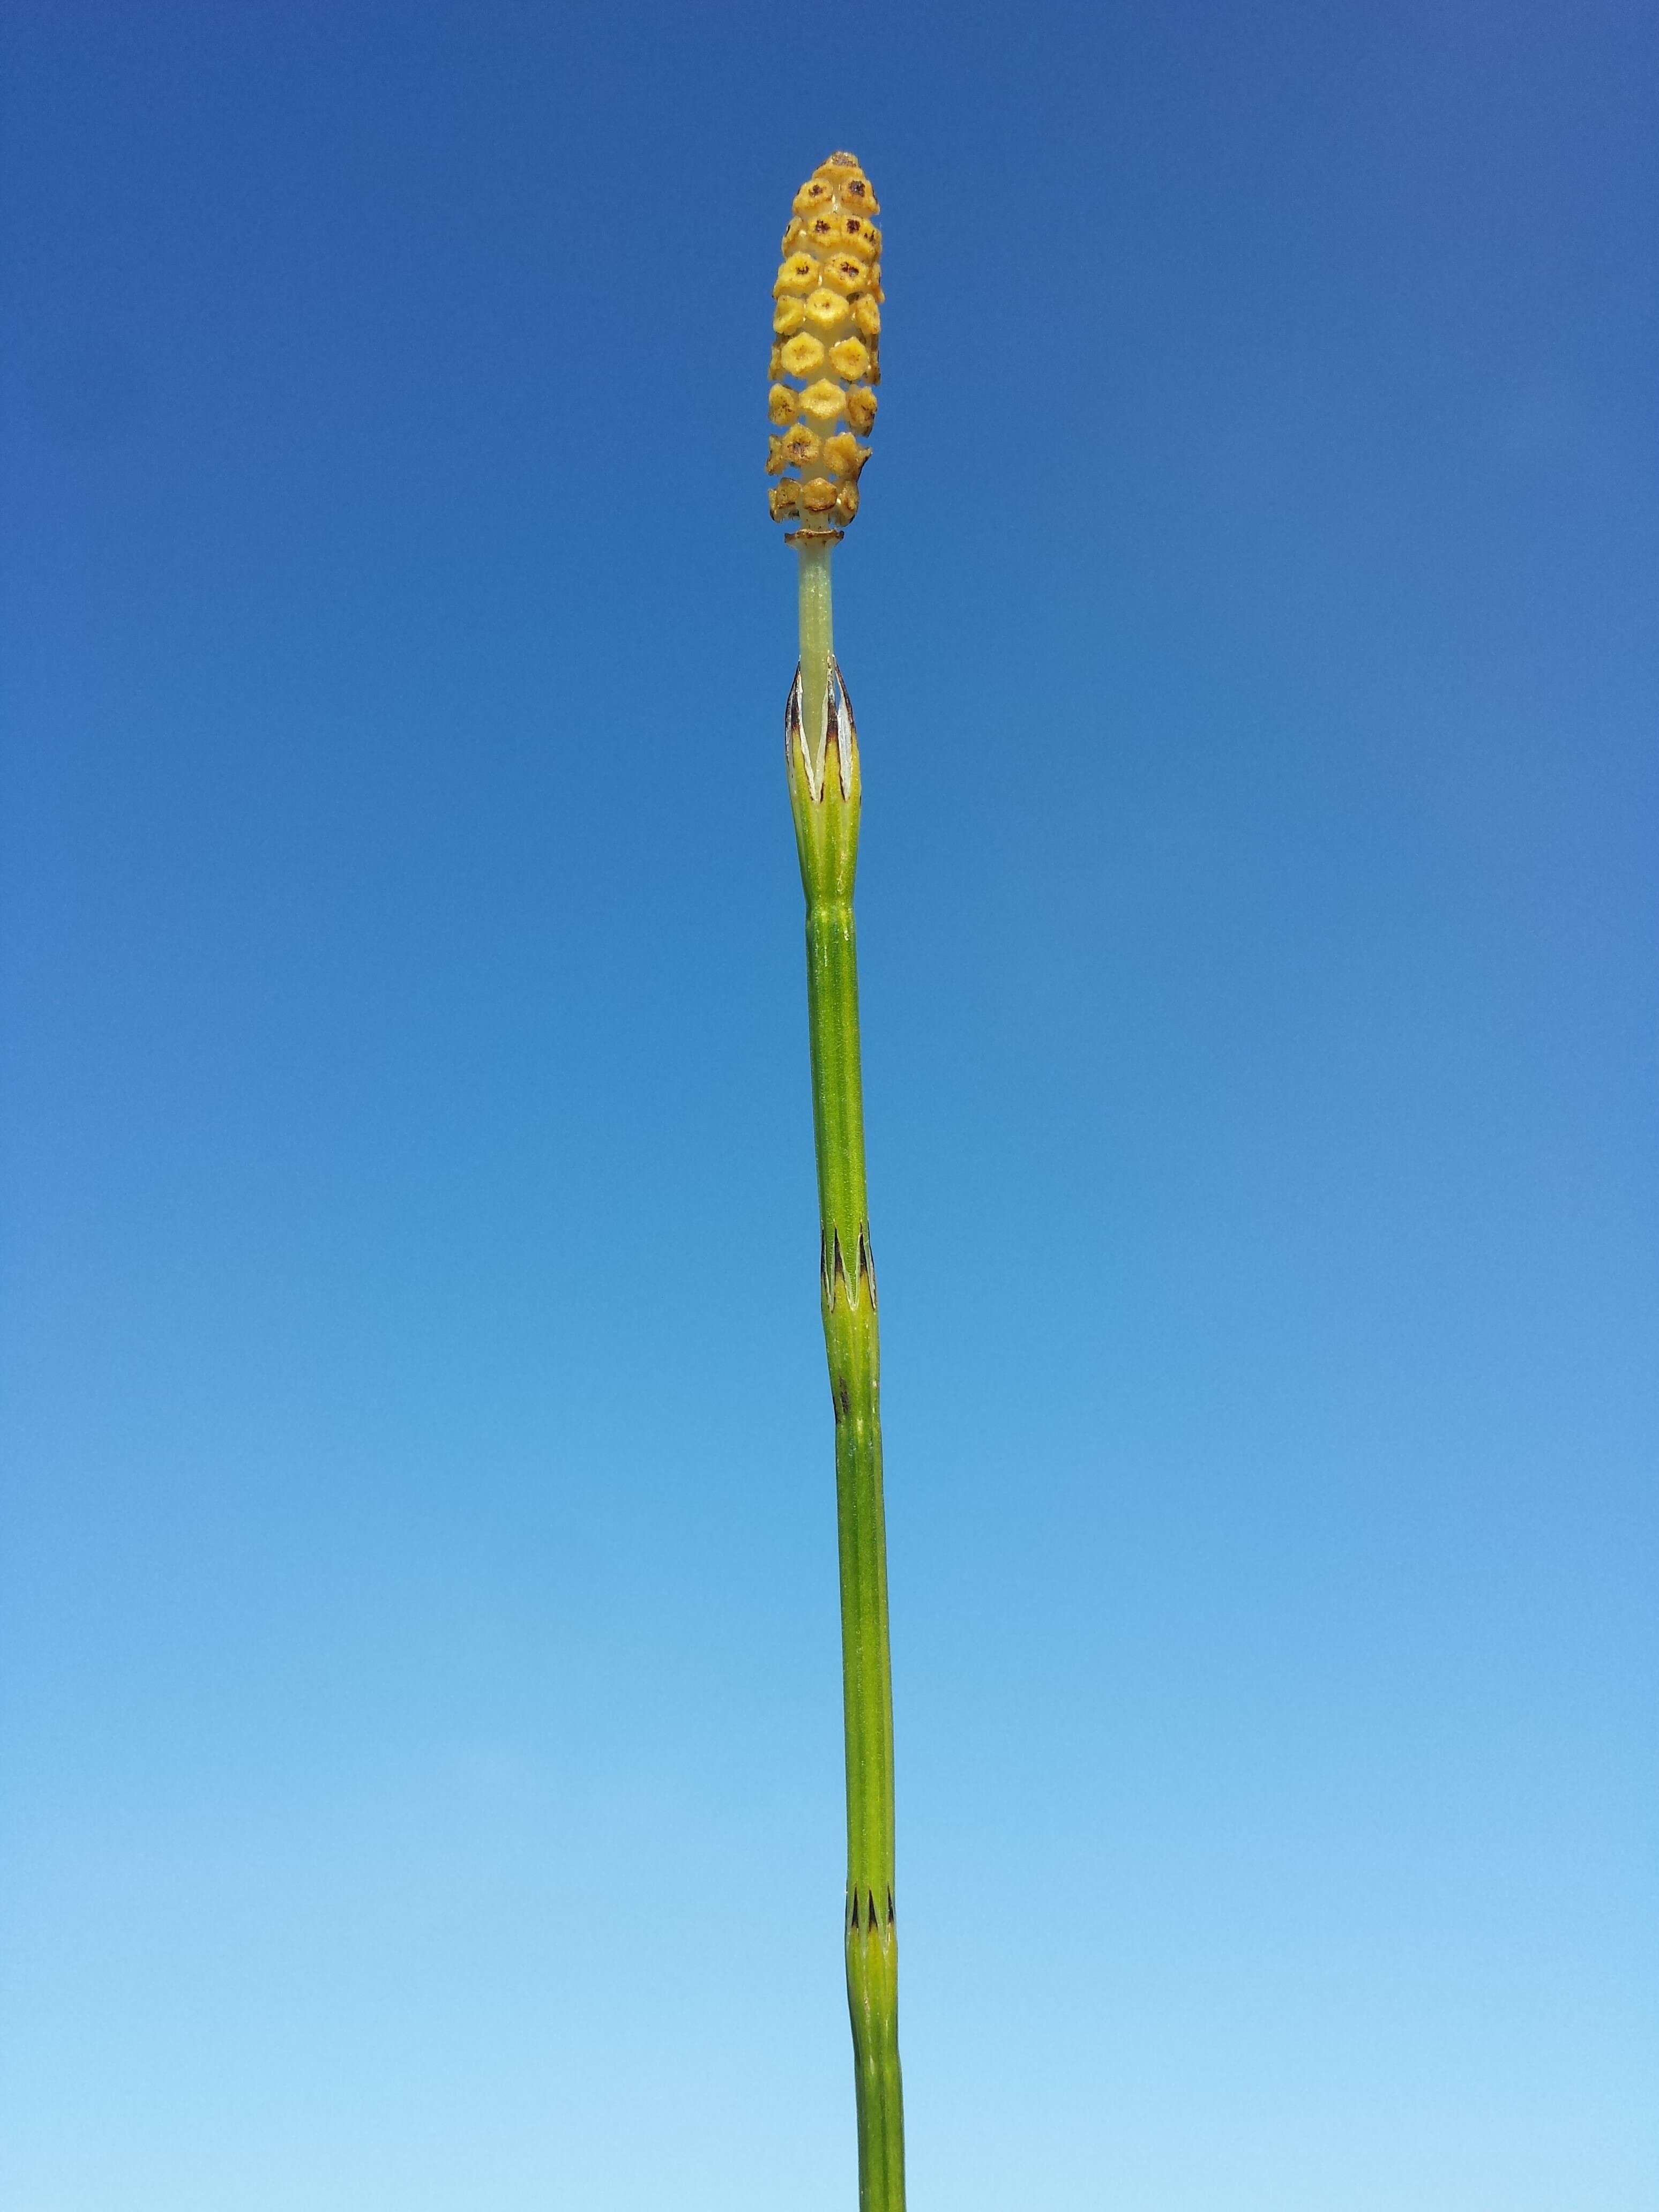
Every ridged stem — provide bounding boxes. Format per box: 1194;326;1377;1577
789;540;905;2212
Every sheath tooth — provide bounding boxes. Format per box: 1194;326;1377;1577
826;655;857;801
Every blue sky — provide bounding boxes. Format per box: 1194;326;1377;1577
2;2;1655;2206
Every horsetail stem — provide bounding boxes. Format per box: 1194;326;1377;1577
772;152;905;2212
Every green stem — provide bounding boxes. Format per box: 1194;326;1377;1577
798;536;834;776
788;539;906;2212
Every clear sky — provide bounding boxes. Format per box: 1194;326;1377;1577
2;3;1654;2207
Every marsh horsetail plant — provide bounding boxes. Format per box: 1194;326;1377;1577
768;152;903;2211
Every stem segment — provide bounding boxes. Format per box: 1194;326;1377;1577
787;540;905;2212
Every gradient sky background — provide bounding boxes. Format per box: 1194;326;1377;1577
2;3;1655;2208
